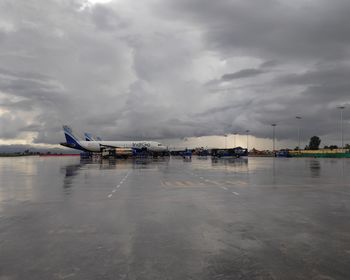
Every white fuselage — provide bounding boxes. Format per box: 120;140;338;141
80;140;167;152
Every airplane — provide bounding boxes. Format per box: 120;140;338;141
60;125;168;153
84;132;103;141
84;132;97;141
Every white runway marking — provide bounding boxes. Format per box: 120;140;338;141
107;171;131;198
232;192;239;196
222;187;228;191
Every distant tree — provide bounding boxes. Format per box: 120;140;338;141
323;145;329;149
304;145;309;150
329;145;338;150
309;136;321;150
345;144;350;149
294;146;299;151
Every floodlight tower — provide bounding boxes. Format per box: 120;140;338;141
271;124;277;152
337;105;346;150
233;132;237;148
246;130;250;151
296;116;302;151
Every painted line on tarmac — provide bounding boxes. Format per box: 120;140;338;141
210;180;220;185
195;175;222;186
225;181;236;185
188;174;240;197
108;171;131;198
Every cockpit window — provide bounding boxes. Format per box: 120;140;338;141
158;144;162;146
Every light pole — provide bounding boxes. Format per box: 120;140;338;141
246;130;250;151
337;105;346;150
271;124;276;152
233;132;237;148
296;116;302;151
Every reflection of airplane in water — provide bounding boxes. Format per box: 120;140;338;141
211;147;248;159
210;157;249;172
63;157;169;176
62;161;83;192
211;157;248;166
60;125;168;154
62;157;170;191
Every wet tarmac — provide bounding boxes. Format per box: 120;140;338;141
0;156;350;280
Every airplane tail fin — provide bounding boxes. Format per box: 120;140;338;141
63;125;81;146
84;132;95;141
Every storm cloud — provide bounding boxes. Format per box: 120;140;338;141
0;0;349;147
222;69;265;81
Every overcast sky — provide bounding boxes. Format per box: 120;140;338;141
0;0;349;149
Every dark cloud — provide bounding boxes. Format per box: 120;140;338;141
0;0;350;149
260;60;279;69
0;99;34;111
277;65;350;86
0;144;76;154
222;69;265;81
91;4;129;31
0;68;66;103
0;113;28;139
158;0;350;61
